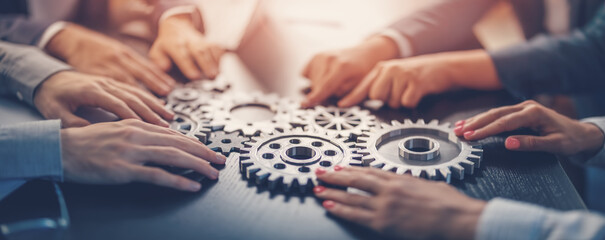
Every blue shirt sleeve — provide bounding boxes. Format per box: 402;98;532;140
0;120;63;200
476;198;605;240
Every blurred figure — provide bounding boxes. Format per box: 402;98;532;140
0;0;225;96
302;0;605;113
314;100;605;240
0;41;226;201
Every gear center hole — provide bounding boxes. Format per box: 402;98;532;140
286;146;316;160
229;103;275;122
404;138;434;153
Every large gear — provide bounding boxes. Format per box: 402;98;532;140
239;128;361;193
356;119;483;183
304;106;376;140
168;102;212;143
201;92;304;136
206;131;249;156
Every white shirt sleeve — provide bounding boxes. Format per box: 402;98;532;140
36;21;70;49
476;198;605;240
377;28;414;58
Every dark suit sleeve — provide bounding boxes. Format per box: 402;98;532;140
388;0;497;56
489;5;605;99
0;16;53;45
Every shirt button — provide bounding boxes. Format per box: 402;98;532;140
16;91;23;101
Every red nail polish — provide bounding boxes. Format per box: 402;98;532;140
315;168;327;175
455;120;465;126
313;186;326;194
334;165;344;171
463;130;475;138
323;200;335;209
454;125;463;134
505;137;521;149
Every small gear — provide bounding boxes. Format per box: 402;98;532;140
202;92;304;136
206;131;250;156
356;119;483;183
185;75;231;93
168;102;212;143
166;86;217;107
304;106;376;140
239;128;361;193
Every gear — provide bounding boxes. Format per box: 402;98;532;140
355;119;483;183
206;131;250;156
168;102;212;143
166;86;217;107
201;92;304;136
239;128;361;193
185;75;231;93
304;106;376;140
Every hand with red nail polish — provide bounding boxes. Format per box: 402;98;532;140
455;100;605;156
313;166;486;240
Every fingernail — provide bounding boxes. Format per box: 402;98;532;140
455;120;465;126
210;170;219;179
216;152;227;163
323;200;335;209
334;165;344;171
189;182;201;191
505;137;521;149
315;168;327;175
463;130;475;139
454;125;463;134
161;119;170;127
313;186;326;194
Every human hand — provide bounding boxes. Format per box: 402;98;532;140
45;24;175;96
150;14;225;80
60;119;226;191
314;166;485;240
34;71;174;128
339;50;500;109
454;100;605;155
301;36;400;108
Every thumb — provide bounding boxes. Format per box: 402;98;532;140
58;109;91;128
505;135;555;153
149;47;172;72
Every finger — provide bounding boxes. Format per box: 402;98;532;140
168;47;202;80
341;166;398;180
464;110;538;140
121;55;172;96
127;164;202;192
323;200;374;227
91;90;141;121
400;84;422;108
368;67;393;102
388;77;406;109
136;146;220;179
316;170;385;194
301;56;315;78
57;107;91;128
133;52;177;88
104;86;169;127
120;119;190;138
106;65;138;87
134;131;226;164
315;188;375;210
458;105;524;136
505;135;560;152
117;82;175;121
192;48;219;79
302;66;346;108
149;46;173;71
335;77;362;97
338;67;381;107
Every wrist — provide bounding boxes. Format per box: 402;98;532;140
159;14;196;34
447;50;502;91
580;123;605;155
440;199;486;240
358;35;400;63
45;24;80;61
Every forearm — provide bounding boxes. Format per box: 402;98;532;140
477;198;605;240
0;120;63;181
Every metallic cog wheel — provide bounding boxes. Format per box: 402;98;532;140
239;128;361;193
185;75;231;93
356;119;483;183
166;86;217;107
304;106;376;140
206;131;250;156
168;102;212;143
201;92;305;137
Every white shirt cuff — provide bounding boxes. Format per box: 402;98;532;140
476;198;547;240
37;21;70;49
378;28;413;58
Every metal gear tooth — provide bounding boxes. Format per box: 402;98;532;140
206;131;249;156
391;120;402;126
356;119;483;183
